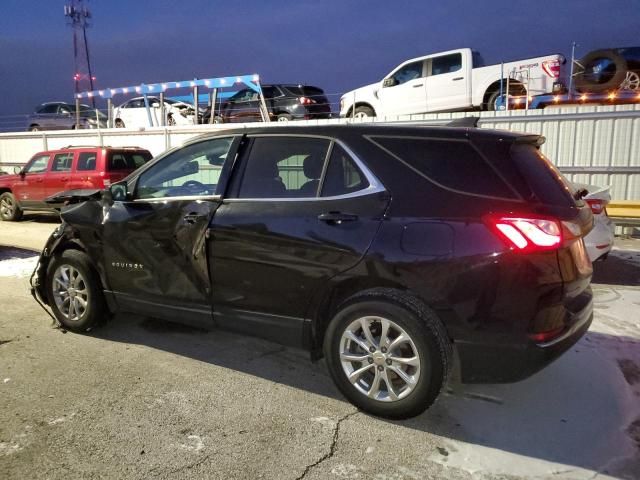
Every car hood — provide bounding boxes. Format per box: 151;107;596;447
575;182;611;202
0;173;20;186
45;188;102;205
341;82;379;100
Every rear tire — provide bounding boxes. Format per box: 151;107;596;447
114;119;125;128
277;113;293;122
485;83;527;111
46;250;107;332
0;192;23;221
29;125;41;132
323;289;452;419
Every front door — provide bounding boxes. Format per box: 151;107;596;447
377;59;427;116
209;135;389;345
101;135;239;326
13;154;51;208
224;89;262;123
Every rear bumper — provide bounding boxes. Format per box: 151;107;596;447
456;287;593;383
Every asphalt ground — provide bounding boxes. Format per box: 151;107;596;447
1;213;639;480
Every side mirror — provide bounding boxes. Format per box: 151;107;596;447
382;78;397;88
13;166;23;175
108;182;129;203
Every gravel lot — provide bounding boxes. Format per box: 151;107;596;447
1;214;639;480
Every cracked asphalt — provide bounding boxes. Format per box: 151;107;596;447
1;215;639;480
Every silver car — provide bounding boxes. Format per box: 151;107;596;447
26;102;106;131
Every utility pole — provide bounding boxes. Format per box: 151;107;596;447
64;0;96;106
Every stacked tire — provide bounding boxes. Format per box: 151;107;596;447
574;49;628;93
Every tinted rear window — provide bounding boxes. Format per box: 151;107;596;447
108;151;152;171
282;85;325;97
509;144;577;207
370;136;516;199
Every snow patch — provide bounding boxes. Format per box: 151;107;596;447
428;286;640;480
0;256;38;278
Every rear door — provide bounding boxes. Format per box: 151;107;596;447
209;134;389;345
425;51;470;112
45;152;74;197
101;136;239;326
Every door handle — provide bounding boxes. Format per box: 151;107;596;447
452;77;464;81
36;178;43;183
318;212;358;224
61;177;69;181
412;84;424;88
184;213;205;224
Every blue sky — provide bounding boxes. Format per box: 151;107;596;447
1;0;638;115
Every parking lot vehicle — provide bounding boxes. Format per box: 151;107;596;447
26;102;107;131
205;84;332;123
113;97;199;128
0;146;152;221
32;124;594;419
339;48;563;117
576;182;615;261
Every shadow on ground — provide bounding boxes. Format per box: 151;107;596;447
592;251;640;286
88;313;640;477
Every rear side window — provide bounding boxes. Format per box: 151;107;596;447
77;152;97;171
51;153;73;172
108;151;152;171
369;136;516;199
510;144;576;207
283;86;324;97
321;145;368;197
235;137;330;198
431;53;462;75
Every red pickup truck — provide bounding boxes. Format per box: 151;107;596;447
0;145;152;221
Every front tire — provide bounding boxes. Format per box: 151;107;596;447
323;289;452;419
114;119;125;128
353;106;375;119
46;250;107;332
277;113;293;122
0;192;23;221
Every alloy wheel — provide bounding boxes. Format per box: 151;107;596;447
0;196;15;219
52;265;89;322
339;316;421;402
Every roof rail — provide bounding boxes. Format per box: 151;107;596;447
62;145;106;149
446;116;479;128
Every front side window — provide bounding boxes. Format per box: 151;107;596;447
24;155;50;173
430;53;462;76
230;89;257;103
38;104;59;114
235;137;330;199
136;138;233;199
390;61;424;85
51;153;73;172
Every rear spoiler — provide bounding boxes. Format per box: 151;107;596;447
446;116;479;128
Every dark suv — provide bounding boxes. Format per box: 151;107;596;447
32;124;593;419
0;146;152;221
204;84;332;123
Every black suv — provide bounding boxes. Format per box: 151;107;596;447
33;124;594;419
204;84;332;123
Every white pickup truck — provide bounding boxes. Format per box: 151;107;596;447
339;48;564;118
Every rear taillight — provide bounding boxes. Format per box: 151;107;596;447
586;199;604;215
484;215;563;252
299;97;317;105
